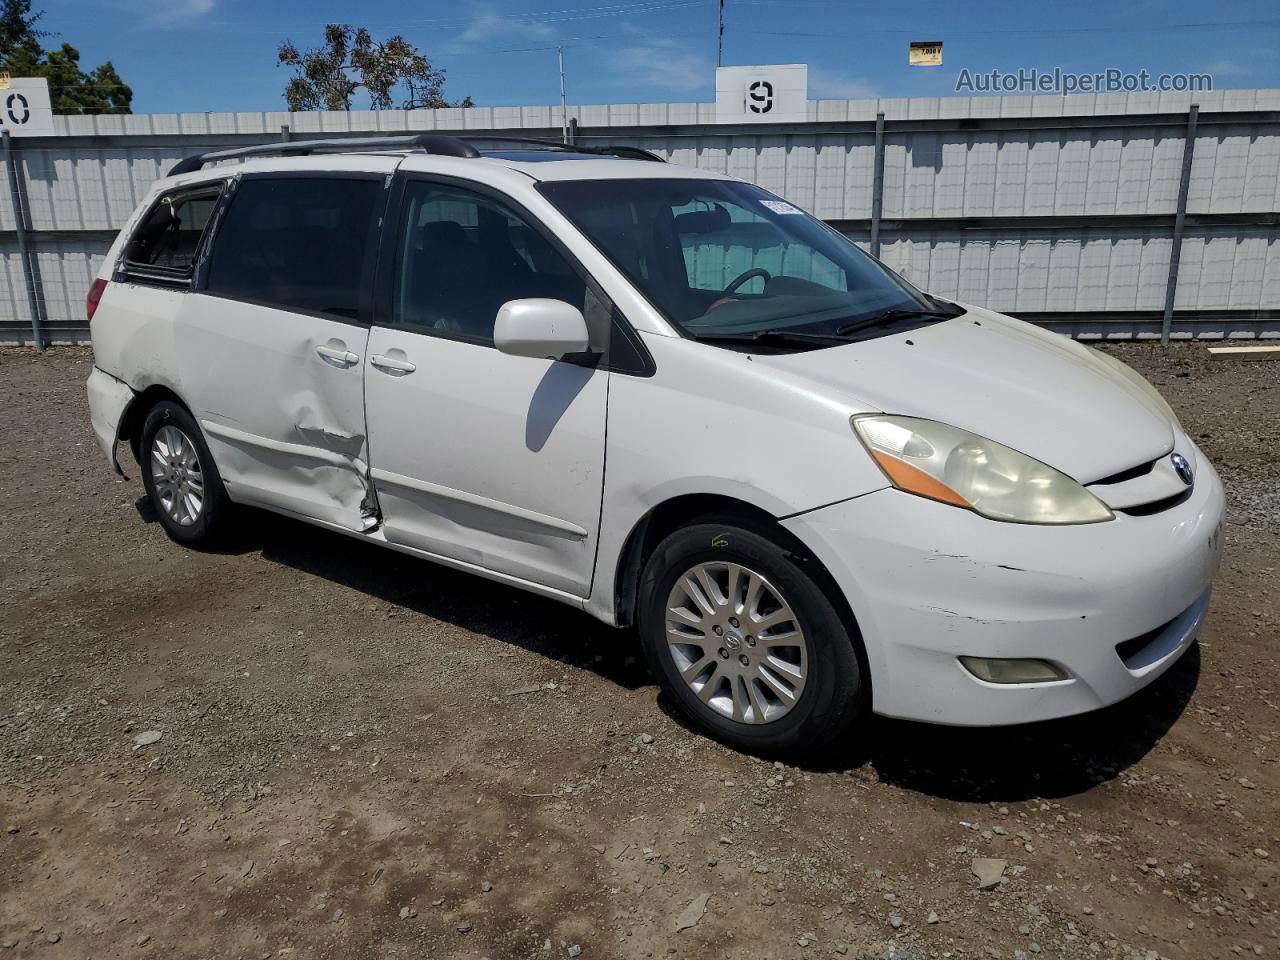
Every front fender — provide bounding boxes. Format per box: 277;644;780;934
587;333;889;623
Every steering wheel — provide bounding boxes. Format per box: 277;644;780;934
722;267;771;296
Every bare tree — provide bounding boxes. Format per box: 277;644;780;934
277;24;470;111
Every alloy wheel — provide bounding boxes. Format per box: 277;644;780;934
150;425;205;526
664;561;808;724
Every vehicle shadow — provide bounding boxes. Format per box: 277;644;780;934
234;509;653;693
810;643;1202;802
210;505;1200;802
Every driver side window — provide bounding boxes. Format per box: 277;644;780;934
395;181;587;346
673;199;848;295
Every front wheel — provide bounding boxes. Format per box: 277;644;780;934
636;522;866;756
139;401;232;548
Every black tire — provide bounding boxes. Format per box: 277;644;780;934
138;400;232;548
636;520;866;757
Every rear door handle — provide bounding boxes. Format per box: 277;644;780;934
370;354;417;375
316;344;360;366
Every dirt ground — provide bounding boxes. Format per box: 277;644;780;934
1;343;1277;960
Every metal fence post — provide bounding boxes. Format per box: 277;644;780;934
2;130;45;350
870;111;885;259
1161;103;1199;346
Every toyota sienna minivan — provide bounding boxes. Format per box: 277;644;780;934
85;134;1224;755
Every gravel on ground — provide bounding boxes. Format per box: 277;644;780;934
0;343;1277;960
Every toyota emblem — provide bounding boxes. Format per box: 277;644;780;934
1171;452;1194;486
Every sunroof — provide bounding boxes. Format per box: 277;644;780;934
481;150;611;162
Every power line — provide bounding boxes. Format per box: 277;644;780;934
745;17;1280;39
10;10;1274;100
25;0;708;32
1;32;629;93
398;0;706;27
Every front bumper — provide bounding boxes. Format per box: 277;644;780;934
86;366;135;475
783;443;1224;726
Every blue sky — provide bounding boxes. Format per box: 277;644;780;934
33;0;1280;113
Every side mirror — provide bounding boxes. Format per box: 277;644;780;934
494;299;590;360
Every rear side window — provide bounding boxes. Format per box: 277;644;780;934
204;177;383;321
124;186;221;282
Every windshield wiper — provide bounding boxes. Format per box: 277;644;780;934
688;300;966;348
834;303;964;336
686;329;853;348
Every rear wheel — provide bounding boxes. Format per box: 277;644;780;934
139;401;231;548
637;522;865;756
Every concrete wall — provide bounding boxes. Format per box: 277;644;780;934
4;89;1279;341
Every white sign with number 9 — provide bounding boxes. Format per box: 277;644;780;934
715;64;808;124
0;78;55;138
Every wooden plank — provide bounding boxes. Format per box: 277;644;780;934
1206;345;1280;360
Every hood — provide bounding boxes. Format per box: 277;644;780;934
755;307;1175;483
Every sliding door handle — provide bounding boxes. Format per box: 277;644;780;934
370;354;417;375
316;344;360;366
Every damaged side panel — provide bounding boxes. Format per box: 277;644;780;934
174;293;374;531
85;366;137;474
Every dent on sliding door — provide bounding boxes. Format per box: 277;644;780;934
178;175;384;530
179;300;375;528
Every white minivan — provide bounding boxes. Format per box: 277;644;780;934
86;134;1224;755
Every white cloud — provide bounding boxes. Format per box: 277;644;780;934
607;28;709;95
143;0;214;26
808;67;877;101
453;10;556;51
1204;60;1246;77
1200;51;1276;81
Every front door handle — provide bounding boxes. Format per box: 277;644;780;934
316;344;360;366
370;354;417;375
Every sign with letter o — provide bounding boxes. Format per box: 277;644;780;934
0;78;55;137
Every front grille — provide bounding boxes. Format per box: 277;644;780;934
1092;458;1159;486
1088;448;1193;516
1117;488;1193;517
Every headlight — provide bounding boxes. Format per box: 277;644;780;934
852;415;1113;525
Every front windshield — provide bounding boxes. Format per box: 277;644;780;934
538;178;939;339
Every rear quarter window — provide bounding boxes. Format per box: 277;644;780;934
123;185;223;283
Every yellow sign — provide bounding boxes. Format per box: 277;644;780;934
908;42;943;67
0;71;10;90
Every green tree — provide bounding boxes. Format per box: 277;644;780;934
0;0;43;61
277;24;471;111
0;0;132;114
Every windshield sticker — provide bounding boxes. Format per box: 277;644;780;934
760;199;804;215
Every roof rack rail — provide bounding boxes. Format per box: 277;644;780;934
166;132;665;177
463;136;665;162
167;134;480;176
